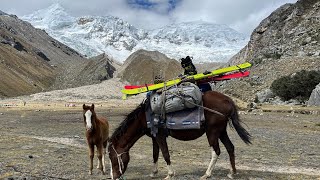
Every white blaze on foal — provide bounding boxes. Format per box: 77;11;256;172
85;110;92;130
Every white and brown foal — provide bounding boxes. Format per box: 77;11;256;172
83;104;109;175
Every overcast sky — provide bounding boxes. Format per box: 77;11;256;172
1;0;297;35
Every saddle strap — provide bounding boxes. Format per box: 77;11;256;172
169;91;225;117
160;82;167;120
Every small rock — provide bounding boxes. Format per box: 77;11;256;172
313;51;320;56
297;51;306;57
305;37;312;43
21;145;33;150
43;149;50;153
310;41;317;45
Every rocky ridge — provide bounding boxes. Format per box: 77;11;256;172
221;0;320;103
0;13;116;98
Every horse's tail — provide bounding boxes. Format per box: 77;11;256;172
229;102;252;144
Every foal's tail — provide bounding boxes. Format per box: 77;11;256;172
229;102;252;144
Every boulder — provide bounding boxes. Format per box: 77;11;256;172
308;83;320;106
255;89;274;103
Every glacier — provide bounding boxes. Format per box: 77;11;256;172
22;4;249;63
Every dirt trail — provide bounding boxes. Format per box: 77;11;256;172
0;107;319;180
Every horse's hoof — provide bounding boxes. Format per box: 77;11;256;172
163;175;174;180
150;173;156;178
150;171;158;178
227;173;235;179
200;174;209;180
88;170;92;175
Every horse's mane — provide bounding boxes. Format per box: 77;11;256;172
110;100;147;141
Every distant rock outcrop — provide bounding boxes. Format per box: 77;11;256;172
0;10;7;16
117;49;182;85
220;0;320;102
308;83;320;106
78;53;118;83
229;0;320;65
0;11;116;97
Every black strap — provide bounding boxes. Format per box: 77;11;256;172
236;65;244;73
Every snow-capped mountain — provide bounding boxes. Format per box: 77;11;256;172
22;4;248;63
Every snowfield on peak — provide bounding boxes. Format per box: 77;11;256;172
22;4;248;63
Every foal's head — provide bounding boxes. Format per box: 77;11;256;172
82;104;96;132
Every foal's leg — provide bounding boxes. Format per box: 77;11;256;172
156;133;174;180
97;144;105;175
97;141;108;172
201;130;221;180
88;144;94;175
102;140;108;173
220;130;236;179
96;149;101;169
150;137;159;177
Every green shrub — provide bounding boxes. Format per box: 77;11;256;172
270;70;320;101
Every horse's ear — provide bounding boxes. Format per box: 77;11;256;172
83;104;86;109
91;104;95;110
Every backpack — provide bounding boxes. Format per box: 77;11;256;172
150;82;202;114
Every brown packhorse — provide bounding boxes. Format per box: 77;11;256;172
108;91;251;179
83;104;109;175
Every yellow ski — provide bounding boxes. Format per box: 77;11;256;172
121;62;251;96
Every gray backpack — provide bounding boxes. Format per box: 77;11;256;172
150;82;202;114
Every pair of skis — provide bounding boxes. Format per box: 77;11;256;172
121;62;252;99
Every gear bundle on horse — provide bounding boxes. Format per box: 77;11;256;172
108;91;251;179
82;104;109;175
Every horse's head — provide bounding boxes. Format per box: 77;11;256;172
108;142;130;180
82;104;96;132
107;100;148;179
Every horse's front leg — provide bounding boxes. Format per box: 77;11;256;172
156;133;174;180
150;137;159;178
96;146;107;173
96;144;105;175
88;144;94;175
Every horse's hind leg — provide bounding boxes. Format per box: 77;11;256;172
150;137;159;178
156;132;174;180
220;130;236;179
201;130;221;180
